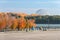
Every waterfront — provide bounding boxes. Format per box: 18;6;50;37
36;24;60;31
37;24;60;27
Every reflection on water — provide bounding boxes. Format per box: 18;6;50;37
36;24;60;30
36;24;60;27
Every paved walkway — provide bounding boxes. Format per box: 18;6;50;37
0;31;60;40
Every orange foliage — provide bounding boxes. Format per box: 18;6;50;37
28;19;36;28
7;19;13;28
11;18;18;30
18;17;26;30
0;12;36;31
0;19;6;30
0;13;6;30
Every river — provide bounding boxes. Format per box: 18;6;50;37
36;24;60;28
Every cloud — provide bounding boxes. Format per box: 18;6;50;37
0;8;60;15
0;0;60;15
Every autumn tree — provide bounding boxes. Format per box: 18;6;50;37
10;17;18;30
0;13;7;31
18;17;26;31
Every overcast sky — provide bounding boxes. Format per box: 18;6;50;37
0;0;60;15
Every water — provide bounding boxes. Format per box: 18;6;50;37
36;24;60;28
36;24;60;30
